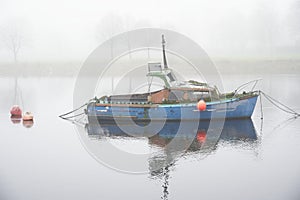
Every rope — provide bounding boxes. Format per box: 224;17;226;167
233;79;262;97
64;117;86;127
259;91;263;120
271;115;298;133
18;84;24;111
262;115;298;141
260;91;300;117
14;77;18;105
59;103;88;119
59;112;85;120
148;76;153;93
59;97;99;121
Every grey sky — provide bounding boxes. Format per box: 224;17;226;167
0;0;299;62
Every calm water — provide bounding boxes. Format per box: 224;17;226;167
1;70;300;200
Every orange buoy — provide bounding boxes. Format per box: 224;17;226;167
23;120;34;128
23;112;34;121
197;130;206;143
197;99;206;111
10;105;22;117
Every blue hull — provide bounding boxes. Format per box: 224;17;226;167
87;95;258;123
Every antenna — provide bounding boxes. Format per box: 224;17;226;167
162;34;168;69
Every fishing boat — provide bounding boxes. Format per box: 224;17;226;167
86;35;259;123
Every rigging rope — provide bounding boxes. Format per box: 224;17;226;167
18;84;24;111
59;112;85;120
63;116;86;126
148;76;153;94
260;91;300;117
259;91;263;120
59;97;98;120
59;102;88;119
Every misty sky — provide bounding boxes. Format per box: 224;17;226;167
0;0;299;62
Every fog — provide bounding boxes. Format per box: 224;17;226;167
0;0;299;62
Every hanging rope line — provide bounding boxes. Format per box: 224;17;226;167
260;115;298;143
260;91;300;117
259;91;264;120
148;76;153;94
58;97;97;120
18;84;24;111
63;116;86;126
59;96;99;120
59;112;85;120
59;102;89;120
233;79;262;97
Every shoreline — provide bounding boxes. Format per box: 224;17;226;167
0;59;300;77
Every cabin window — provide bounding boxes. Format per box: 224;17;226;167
148;63;162;72
167;73;176;82
169;91;178;101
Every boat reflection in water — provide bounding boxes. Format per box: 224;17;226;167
86;119;258;151
85;119;258;171
84;119;258;199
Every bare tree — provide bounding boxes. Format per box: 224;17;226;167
0;19;29;107
0;22;26;63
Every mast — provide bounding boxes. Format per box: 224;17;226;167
146;35;177;89
162;35;168;69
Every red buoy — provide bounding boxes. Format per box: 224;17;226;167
197;100;206;111
10;105;22;117
11;115;21;124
